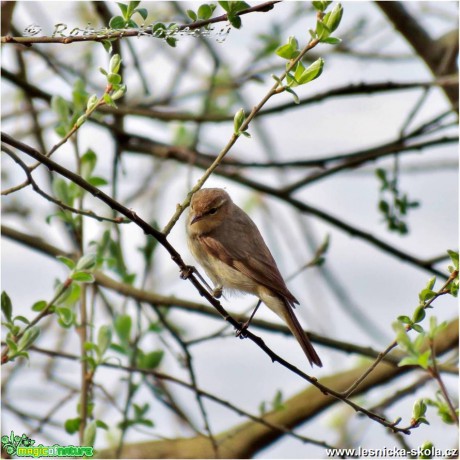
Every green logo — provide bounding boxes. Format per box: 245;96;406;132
1;431;94;458
1;432;34;456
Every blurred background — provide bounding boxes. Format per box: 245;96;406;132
1;1;458;458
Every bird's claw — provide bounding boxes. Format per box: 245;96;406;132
212;287;223;299
180;265;194;280
235;320;249;339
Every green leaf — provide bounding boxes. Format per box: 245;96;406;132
64;417;81;434
58;282;81;309
104;93;115;106
51;95;71;122
133;402;149;418
286;70;298;87
321;36;342;45
111;85;127;101
83;421;97;447
293;61;306;82
84;342;98;352
218;1;230;12
397;315;411;324
166;36;177;47
6;338;18;353
323;3;343;33
109;16;126;29
70;272;95;283
285;86;300;104
117;2;128;18
412;324;424;333
57;255;76;270
312;1;329;12
375;168;387;184
398;356;419;367
97;325;112;357
447;250;459;270
96;420;109;430
88;176;108;187
417;416;430;426
109;54;122;74
139;350;164;369
426;277;436;291
108;73;122;85
14;315;29;324
272;390;285;411
110;343;128;355
419;287;436;303
228;14;241;29
392;321;412;352
152;22;166;38
275;43;295;60
416;349;432;369
233;108;245;133
80;149;97;180
186;9;197;21
231;1;250;13
101;40;113;53
76;253;97;271
412;305;426;324
138;419;154;427
128;1;141;13
198;4;212;19
135;8;148;20
56;307;75;327
115;314;132;343
316;20;330;40
17;326;40;352
378;200;390;214
259;401;267;415
418;441;434;458
31;300;47;312
1;291;13;322
297;57;324;84
75;114;87;128
413;399;427;419
53;179;72;206
148;322;162;333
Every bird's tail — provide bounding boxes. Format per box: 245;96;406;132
281;300;322;368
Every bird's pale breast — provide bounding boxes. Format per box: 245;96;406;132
187;234;259;295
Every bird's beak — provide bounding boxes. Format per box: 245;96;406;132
190;213;203;225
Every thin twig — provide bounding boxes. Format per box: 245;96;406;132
429;340;459;425
161;36;321;235
26;345;338;450
1;1;280;45
4;222;458;376
2;145;128;223
0;132;452;434
342;271;458;398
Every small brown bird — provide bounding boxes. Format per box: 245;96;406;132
186;188;322;367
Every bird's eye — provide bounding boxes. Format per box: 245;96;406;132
209;207;218;215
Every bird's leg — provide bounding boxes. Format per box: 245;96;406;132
180;265;215;296
212;285;223;299
180;265;195;280
236;300;262;338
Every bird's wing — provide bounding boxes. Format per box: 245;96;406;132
199;208;298;304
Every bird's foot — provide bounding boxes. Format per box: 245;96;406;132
235;320;250;339
212;286;223;299
180;265;194;280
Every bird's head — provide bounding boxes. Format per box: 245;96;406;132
187;188;231;234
